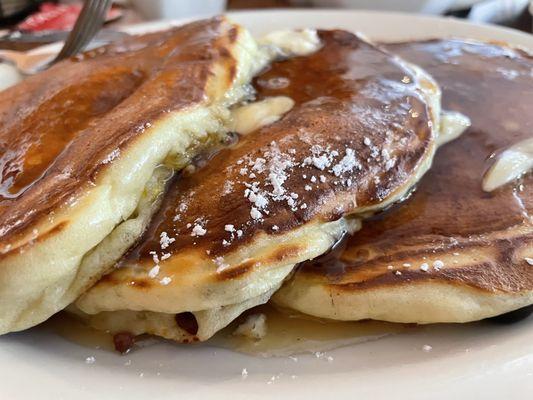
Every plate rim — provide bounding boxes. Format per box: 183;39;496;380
27;9;533;56
1;9;532;399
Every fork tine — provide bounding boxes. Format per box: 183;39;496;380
54;0;111;62
79;0;113;51
69;0;108;54
88;0;113;43
63;0;107;56
54;0;99;60
4;0;113;75
55;0;97;56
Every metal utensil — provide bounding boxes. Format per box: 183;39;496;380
1;28;129;44
0;0;112;75
0;48;54;74
54;0;112;63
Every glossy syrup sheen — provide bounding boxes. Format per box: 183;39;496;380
298;39;533;292
0;17;237;241
207;304;409;356
0;68;143;199
124;30;433;264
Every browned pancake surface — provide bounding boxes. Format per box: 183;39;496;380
123;30;433;266
0;17;237;245
298;39;533;293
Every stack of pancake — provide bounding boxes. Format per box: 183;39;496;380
0;16;531;350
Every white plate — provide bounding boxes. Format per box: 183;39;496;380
1;10;532;400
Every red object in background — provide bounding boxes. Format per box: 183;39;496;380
17;2;122;32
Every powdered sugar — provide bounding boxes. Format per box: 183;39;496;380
331;148;360;176
190;218;207;237
191;224;207;237
225;224;235;232
159;277;172;285
159;231;175;249
148;265;160;278
250;207;263;220
302;144;339;171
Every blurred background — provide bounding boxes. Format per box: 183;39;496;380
0;0;531;50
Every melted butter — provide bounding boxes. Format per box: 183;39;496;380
483;137;533;192
209;305;408;357
231;96;294;135
260;29;321;57
437;111;471;146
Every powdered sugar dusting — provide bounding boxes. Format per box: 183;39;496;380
190;218;207;237
331;148;360;176
159;231;175;249
159;277;172;285
148;265;160;278
146;115;404;273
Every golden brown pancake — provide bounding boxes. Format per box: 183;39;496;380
74;30;456;344
0;17;266;334
274;39;533;323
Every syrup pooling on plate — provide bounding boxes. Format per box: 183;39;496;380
47;306;407;356
293;39;533;293
210;304;409;357
122;30;433;265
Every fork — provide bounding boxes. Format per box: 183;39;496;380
0;0;112;75
54;0;113;63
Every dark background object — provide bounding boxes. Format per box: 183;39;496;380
447;2;532;32
488;305;533;324
0;0;42;21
